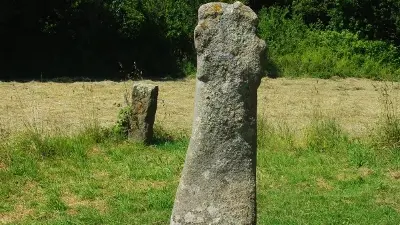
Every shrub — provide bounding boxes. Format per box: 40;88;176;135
258;6;400;80
113;106;132;139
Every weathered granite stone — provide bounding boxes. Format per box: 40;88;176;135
129;83;158;144
171;2;266;225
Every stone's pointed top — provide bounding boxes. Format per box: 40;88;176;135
132;82;156;87
131;83;158;96
198;1;257;22
233;1;243;7
132;82;157;90
194;0;265;84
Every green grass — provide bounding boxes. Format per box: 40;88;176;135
1;118;400;224
0;126;187;224
257;118;400;224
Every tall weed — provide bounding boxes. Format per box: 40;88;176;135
374;83;400;149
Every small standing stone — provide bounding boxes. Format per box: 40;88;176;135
171;2;266;225
129;83;158;144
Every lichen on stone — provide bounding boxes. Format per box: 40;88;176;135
200;3;224;20
213;3;222;13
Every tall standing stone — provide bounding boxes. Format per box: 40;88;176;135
171;2;266;225
129;83;158;144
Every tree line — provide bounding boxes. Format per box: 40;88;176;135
1;0;399;81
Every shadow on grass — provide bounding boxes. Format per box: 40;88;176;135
150;125;188;147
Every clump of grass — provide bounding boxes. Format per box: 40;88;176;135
1;120;123;168
257;117;295;152
78;123;118;144
347;141;377;168
374;82;400;149
152;124;188;147
112;105;133;139
305;118;348;152
11;130;88;161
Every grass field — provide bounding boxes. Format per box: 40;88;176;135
1;77;400;224
2;77;400;136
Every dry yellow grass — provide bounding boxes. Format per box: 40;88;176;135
0;181;45;224
62;192;107;215
0;77;399;137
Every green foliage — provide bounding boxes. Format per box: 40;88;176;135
347;142;376;167
109;0;144;38
1;0;400;80
113;106;132;139
258;6;400;79
79;124;115;144
180;59;197;77
291;0;400;45
258;7;308;55
47;189;68;211
164;0;195;40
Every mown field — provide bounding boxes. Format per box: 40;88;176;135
1;77;399;136
1;77;400;224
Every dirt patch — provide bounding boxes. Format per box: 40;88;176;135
135;180;168;189
336;170;355;181
0;161;7;170
358;167;375;178
1;181;47;223
62;192;107;215
376;196;400;213
88;147;103;156
0;78;397;137
93;170;110;180
0;204;34;224
117;179;169;192
316;177;333;190
388;170;400;180
336;168;374;182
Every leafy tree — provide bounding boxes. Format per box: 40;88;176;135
1;0;399;81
